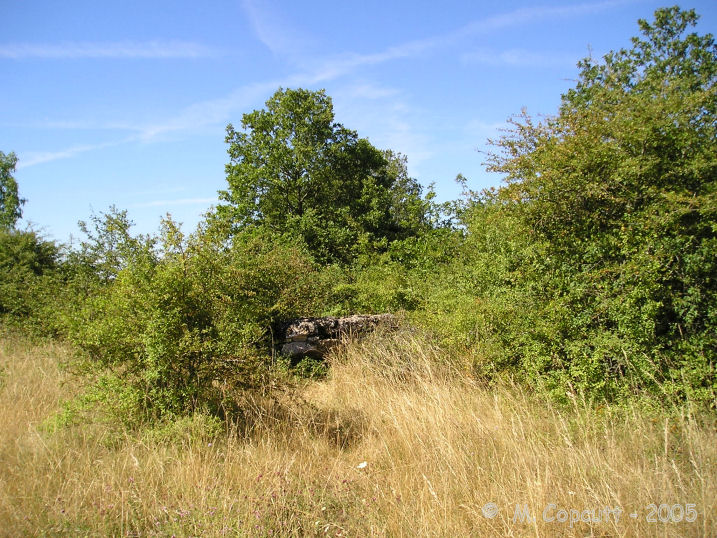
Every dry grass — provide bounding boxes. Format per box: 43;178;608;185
0;328;715;536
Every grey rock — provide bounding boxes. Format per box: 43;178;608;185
281;341;323;359
277;314;395;361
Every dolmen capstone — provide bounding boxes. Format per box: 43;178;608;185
277;314;395;361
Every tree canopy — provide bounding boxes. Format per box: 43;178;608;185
219;88;429;263
0;151;24;230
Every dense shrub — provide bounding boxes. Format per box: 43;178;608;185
67;217;324;420
0;228;62;331
415;7;716;406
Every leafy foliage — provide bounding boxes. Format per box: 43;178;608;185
67;216;325;419
219;88;430;264
0;228;59;321
472;6;717;404
73;206;155;284
0;151;24;230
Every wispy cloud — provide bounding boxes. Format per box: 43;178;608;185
132;197;217;208
0;40;218;59
277;0;631;173
128;186;187;197
137;80;282;141
462;48;579;68
240;0;314;59
2;119;143;131
16;139;134;168
293;0;630;82
465;119;508;136
338;82;401;101
459;0;632;35
463;119;510;150
302;41;438;84
16;0;631;169
331;88;434;176
14;80;283;168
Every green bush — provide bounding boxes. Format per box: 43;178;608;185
0;228;62;332
420;7;717;407
68;217;325;421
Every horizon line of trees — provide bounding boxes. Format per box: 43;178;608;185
1;6;714;420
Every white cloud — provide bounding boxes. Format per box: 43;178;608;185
465;119;508;137
0;40;218;59
287;0;632;84
462;48;579;68
3;119;142;131
240;0;314;59
14;0;632;170
333;82;401;101
300;39;439;84
128;186;187;197
16;139;133;168
137;80;282;141
15;79;284;168
462;120;510;154
331;88;434;176
459;0;633;35
132;197;217;208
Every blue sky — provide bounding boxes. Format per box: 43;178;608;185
2;0;715;242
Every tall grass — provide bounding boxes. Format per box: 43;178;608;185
1;329;715;536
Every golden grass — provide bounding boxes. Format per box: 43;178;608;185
0;329;715;536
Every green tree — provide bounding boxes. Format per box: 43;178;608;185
0;151;24;229
480;7;716;404
73;206;156;284
219;88;428;264
0;228;59;321
0;152;61;331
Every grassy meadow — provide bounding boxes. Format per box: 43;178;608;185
1;330;714;537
